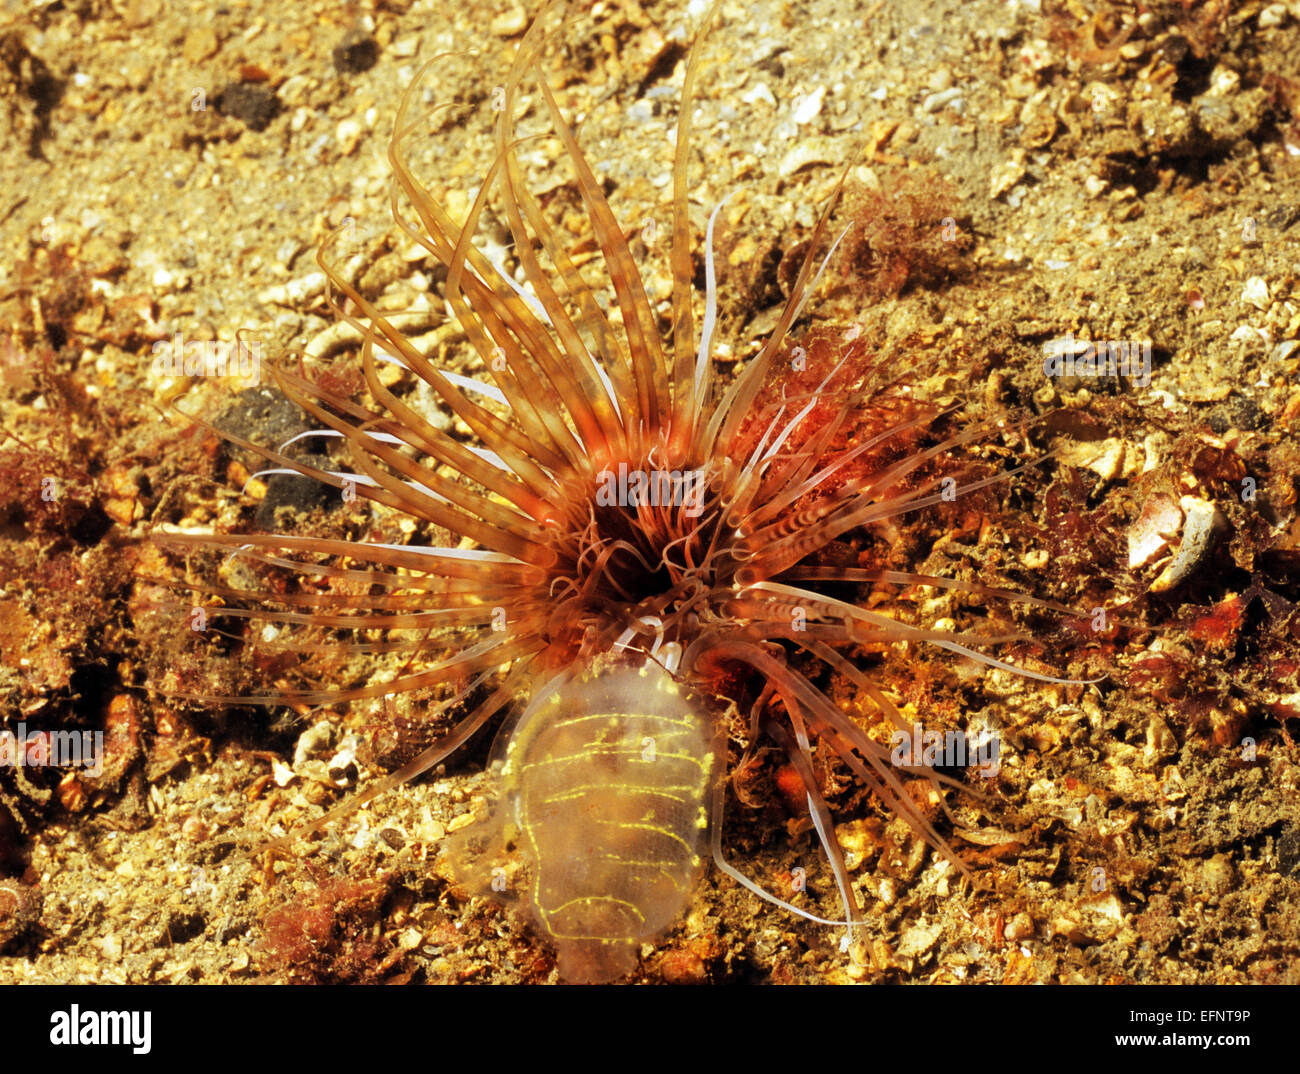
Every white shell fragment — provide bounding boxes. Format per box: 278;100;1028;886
1127;494;1184;569
258;271;327;307
1149;496;1227;593
1241;276;1270;311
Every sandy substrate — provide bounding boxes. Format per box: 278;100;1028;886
1;0;1299;984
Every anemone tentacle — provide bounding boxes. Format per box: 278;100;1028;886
146;0;1083;945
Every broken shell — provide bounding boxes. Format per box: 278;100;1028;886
1144;715;1178;765
989;150;1027;199
792;85;827;124
1241;276;1270;311
777;138;840;178
1127;494;1184;569
326;738;360;787
1149;497;1227;592
293;720;335;769
258;272;327;308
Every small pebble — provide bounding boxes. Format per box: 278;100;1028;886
491;7;528;36
927;68;953;91
659;947;707;984
792;86;826;125
215;82;280;131
1005;913;1035;942
181;814;212;842
989;150;1027;198
1259;4;1289;29
446;812;476;833
99;933;123;962
1200;855;1235;897
336;117;363;156
0;880;41;951
332;29;379;74
182;27;219;64
921;87;962;114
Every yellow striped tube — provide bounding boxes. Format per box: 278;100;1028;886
500;657;718;982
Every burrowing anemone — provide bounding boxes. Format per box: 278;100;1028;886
151;1;1081;981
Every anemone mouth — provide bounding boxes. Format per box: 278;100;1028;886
541;456;741;649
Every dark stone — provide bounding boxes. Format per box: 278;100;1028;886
332;30;379;75
214;387;337;524
214;82;281;132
